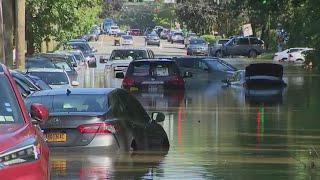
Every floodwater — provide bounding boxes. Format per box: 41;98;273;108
51;62;320;179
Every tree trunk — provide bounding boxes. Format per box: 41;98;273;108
3;0;14;68
15;0;25;70
0;0;5;63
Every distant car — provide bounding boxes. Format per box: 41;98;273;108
213;37;265;58
273;48;309;62
26;68;79;89
160;29;169;39
121;59;191;92
25;88;170;152
0;63;50;179
145;34;160;46
104;48;155;77
171;32;184;44
109;26;120;36
66;41;97;68
166;30;174;42
288;48;314;63
187;38;209;56
67;50;88;67
83;28;100;41
129;29;141;36
184;32;197;47
209;39;230;56
121;35;134;46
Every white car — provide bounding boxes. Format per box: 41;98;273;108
26;68;79;89
121;35;134;45
273;48;309;62
288;48;314;63
109;26;120;36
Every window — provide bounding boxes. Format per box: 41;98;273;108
28;72;69;85
237;38;249;45
110;50;148;60
176;58;196;68
26;59;56;69
0;76;23;124
206;60;237;72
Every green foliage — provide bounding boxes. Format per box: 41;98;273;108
201;35;218;44
26;0;102;53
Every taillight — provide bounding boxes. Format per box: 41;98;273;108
122;76;135;88
169;76;184;87
77;123;117;134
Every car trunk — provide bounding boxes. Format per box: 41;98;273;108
41;112;118;147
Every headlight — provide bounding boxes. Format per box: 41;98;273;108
0;137;40;167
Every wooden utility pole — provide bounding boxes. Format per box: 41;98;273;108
15;0;25;70
3;0;14;67
0;0;5;63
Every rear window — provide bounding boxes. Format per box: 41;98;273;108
174;32;183;36
237;38;249;45
128;61;180;77
190;39;206;44
122;36;133;40
110;50;148;60
28;72;69;85
0;76;23;124
26;59;56;69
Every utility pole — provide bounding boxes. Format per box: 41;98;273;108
3;0;14;67
0;0;6;63
15;0;25;70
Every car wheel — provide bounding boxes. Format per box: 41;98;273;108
216;50;223;58
249;50;257;58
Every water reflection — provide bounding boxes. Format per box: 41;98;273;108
57;65;320;179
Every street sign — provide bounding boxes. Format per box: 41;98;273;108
243;24;253;37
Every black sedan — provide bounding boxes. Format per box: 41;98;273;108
25;88;169;152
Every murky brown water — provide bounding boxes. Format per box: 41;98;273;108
51;62;320;179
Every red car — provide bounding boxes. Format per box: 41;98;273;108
129;29;141;36
0;63;50;179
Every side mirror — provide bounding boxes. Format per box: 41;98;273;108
71;81;80;86
30;103;49;122
183;71;193;78
151;112;165;123
115;72;124;79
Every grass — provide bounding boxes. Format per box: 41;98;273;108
257;52;274;60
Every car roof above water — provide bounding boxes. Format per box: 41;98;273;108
30;88;115;97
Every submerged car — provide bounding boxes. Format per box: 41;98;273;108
26;68;79;89
0;63;50;179
187;38;209;56
120;59;191;92
25;88;170;152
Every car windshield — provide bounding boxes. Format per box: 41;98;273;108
111;26;118;29
122;36;133;40
51;95;107;113
110;50;148;60
52;61;72;71
28;72;69;85
174;32;183;36
68;43;91;52
26;59;56;69
218;39;229;45
128;61;179;77
190;39;206;44
0;76;23;124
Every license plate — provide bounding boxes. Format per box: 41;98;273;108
46;132;67;142
52;160;67;175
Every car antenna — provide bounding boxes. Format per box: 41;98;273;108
66;89;71;96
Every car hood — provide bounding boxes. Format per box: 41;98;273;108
245;63;283;79
108;60;133;67
0;124;34;152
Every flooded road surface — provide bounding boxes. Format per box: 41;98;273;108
51;61;320;179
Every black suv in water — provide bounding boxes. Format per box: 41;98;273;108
212;37;264;58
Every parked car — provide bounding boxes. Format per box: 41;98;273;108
67;50;88;67
24;88;170;152
103;48;155;77
11;70;51;98
184;32;197;48
26;68;79;89
121;35;134;46
273;48;309;62
173;56;237;90
288;48;314;63
145;34;160;47
160;28;169;39
109;26;120;36
213;36;265;58
66;41;97;68
187;38;209;56
208;39;230;56
36;53;78;81
171;32;184;44
0;63;50;179
129;29;141;36
120;59;192;92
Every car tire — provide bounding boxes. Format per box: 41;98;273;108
249;50;257;58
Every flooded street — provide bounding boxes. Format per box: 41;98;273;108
50;56;320;179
